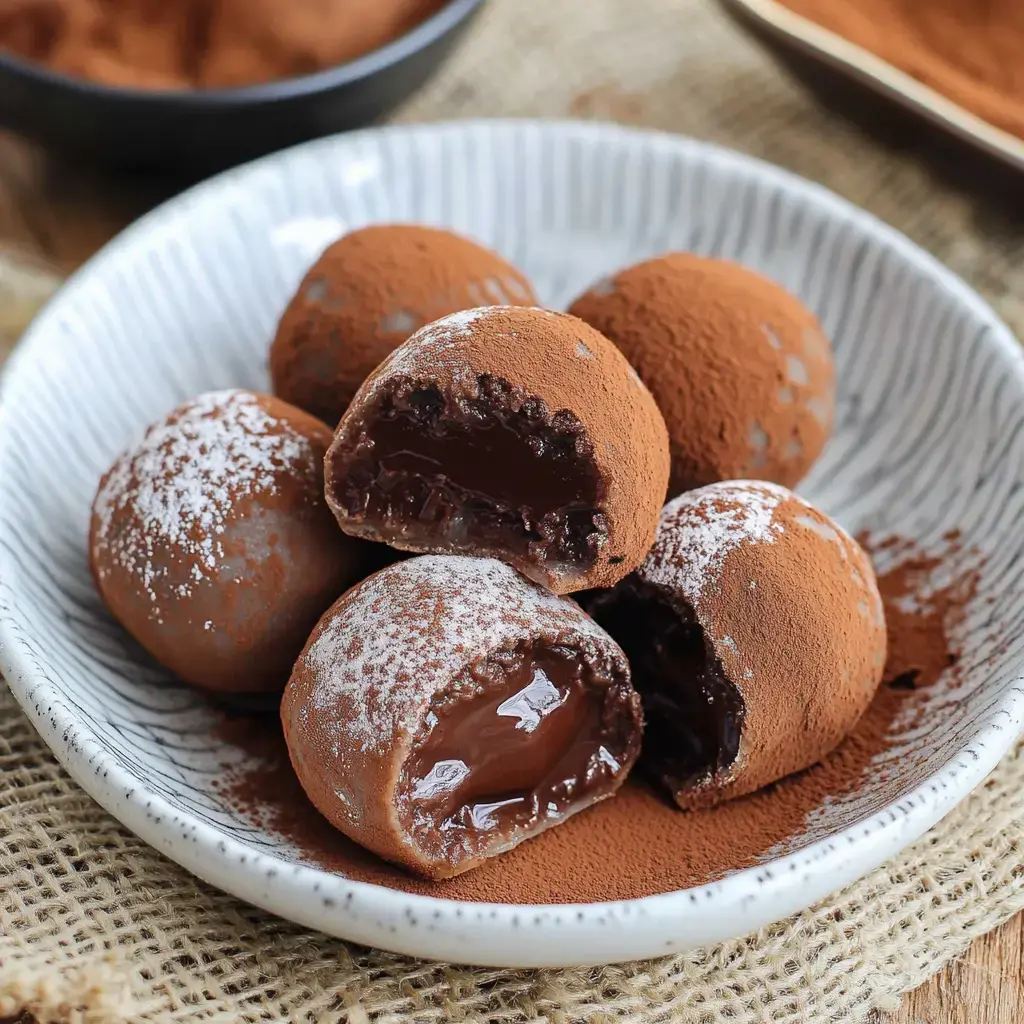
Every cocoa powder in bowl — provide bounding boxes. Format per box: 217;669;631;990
0;0;449;90
569;254;836;497
214;532;974;902
270;225;537;427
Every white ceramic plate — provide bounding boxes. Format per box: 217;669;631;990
719;0;1024;173
1;121;1023;968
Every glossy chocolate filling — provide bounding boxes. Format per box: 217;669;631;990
401;642;638;866
330;376;607;578
589;581;745;797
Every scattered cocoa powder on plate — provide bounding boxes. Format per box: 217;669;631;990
212;533;977;903
858;530;977;692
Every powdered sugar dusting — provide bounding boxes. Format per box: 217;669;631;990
364;306;559;398
301;556;617;758
93;389;318;612
374;306;499;383
645;481;792;602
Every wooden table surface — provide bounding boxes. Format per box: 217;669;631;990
1;132;1021;1024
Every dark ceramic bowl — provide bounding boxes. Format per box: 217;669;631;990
0;0;485;176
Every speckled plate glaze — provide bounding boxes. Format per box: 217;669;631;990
1;121;1023;968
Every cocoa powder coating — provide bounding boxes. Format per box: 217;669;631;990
569;254;836;496
281;555;642;879
324;306;671;594
592;481;887;809
89;389;372;693
270;225;537;426
216;531;972;902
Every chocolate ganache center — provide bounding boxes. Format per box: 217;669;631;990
328;376;607;577
400;642;638;866
590;581;745;796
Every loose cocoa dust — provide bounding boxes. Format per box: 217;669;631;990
0;0;447;91
213;533;978;904
777;0;1024;143
857;530;977;693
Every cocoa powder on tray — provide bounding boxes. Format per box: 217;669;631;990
213;533;976;904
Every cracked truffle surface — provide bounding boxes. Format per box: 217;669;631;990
324;306;671;594
569;254;836;497
589;481;886;809
90;390;372;693
281;556;643;879
270;225;537;426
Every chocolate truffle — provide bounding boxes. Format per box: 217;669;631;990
324;306;671;595
569;254;836;497
588;481;886;809
270;225;537;426
90;389;372;693
282;555;643;879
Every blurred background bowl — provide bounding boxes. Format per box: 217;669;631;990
0;0;485;177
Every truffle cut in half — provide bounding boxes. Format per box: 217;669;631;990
588;481;887;809
270;224;537;426
324;306;671;594
90;390;374;693
569;254;836;497
281;556;643;879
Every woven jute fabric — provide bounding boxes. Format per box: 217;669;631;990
3;1;1024;1021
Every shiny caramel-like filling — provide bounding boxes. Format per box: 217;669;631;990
589;581;745;799
401;643;637;868
329;377;607;579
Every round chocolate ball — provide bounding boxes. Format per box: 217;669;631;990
90;389;373;693
270;225;538;427
588;481;886;809
569;254;836;497
282;555;643;879
324;306;671;595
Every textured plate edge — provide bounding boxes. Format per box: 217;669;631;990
718;0;1024;172
0;120;1023;966
4;641;1022;967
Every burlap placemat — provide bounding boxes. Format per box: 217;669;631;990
4;1;1024;1021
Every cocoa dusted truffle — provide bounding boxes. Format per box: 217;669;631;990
270;225;537;426
90;389;372;693
324;306;671;595
588;481;886;809
569;254;836;497
282;556;643;879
